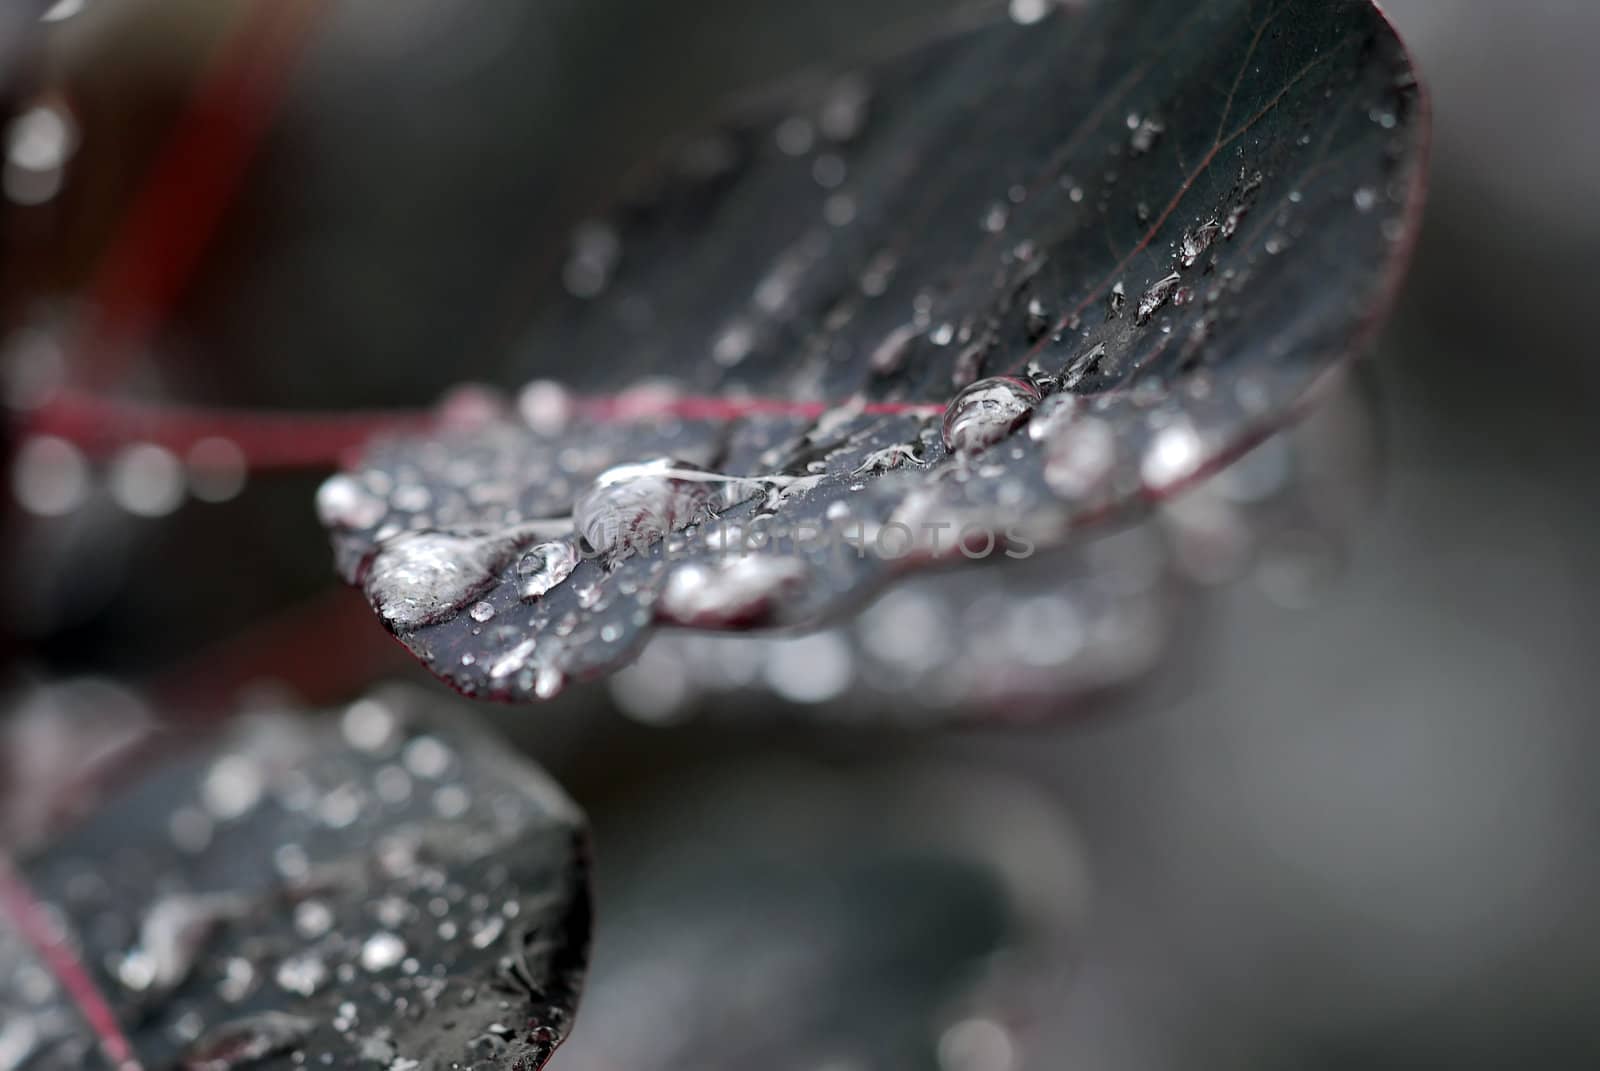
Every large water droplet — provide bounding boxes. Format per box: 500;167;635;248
364;529;534;631
658;556;811;627
941;377;1043;455
1179;219;1221;268
1137;272;1182;325
516;541;580;601
572;459;727;556
183;1011;314;1070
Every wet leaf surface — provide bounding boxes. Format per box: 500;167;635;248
0;686;590;1070
552;760;1084;1071
323;0;1427;699
602;364;1380;725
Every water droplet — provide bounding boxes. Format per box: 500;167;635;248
1141;421;1205;489
1061;343;1107;390
201;755;263;820
1221;168;1264;238
293;900;334;940
117;894;243;999
1179;219;1221;268
1043;417;1116;499
941;377;1043;455
274;953;328;997
364;528;534;630
573;458;727;556
108;442;184;517
1353;186;1378;213
819;76;872;142
775;115;816;156
512;540;579;602
869;322;919;376
855;441;926;475
5;101;78;206
938;1017;1017;1071
1127;113;1165;156
534;665;565;700
468;601;495;623
316;474;387;530
1137;272;1182;325
562;220;621;299
764;631;854;703
1008;0;1053;26
658;556;810;627
173;438;245;507
1106;281;1126;320
11;435;88;516
361;931;407;972
516;380;573;435
402;735;453;779
182;1012;313;1070
489;637;537;681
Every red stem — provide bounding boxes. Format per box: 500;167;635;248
0;854;144;1071
20;390;429;470
18;390;946;471
70;0;323;392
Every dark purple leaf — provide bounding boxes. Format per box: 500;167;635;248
0;686;590;1071
554;760;1084;1071
321;0;1427;699
602;364;1381;724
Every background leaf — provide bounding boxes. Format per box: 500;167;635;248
0;686;590;1071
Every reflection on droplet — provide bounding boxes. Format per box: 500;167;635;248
517;540;580;601
573;459;726;556
942;377;1043;455
364;528;532;630
1179;219;1221;268
1136;272;1182;325
11;435;88;516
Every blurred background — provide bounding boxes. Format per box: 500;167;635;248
3;0;1599;1068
